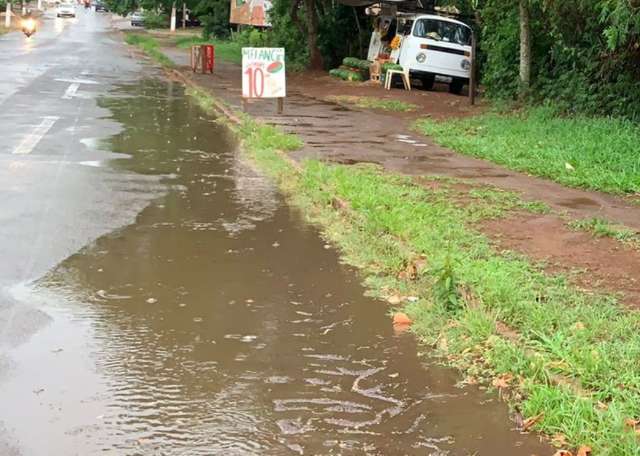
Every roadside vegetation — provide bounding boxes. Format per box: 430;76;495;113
415;107;640;195
327;95;417;112
569;217;639;246
124;33;174;68
188;87;640;455
175;35;241;64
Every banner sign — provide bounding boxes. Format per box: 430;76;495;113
241;48;286;99
229;0;272;27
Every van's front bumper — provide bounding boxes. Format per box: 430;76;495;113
409;65;470;80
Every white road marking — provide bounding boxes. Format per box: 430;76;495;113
62;83;80;99
55;78;99;85
12;116;60;155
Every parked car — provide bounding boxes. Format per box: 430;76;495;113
56;2;76;17
396;14;472;94
94;1;108;12
131;11;144;27
130;11;144;26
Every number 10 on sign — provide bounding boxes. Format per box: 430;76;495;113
242;47;286;99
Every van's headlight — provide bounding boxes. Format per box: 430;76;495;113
461;59;471;71
416;52;426;63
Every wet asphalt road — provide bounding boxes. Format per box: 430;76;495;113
0;10;163;452
0;11;552;456
0;12;153;343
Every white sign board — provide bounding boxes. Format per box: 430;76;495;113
242;47;286;99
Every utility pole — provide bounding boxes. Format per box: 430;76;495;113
182;2;186;29
5;3;11;28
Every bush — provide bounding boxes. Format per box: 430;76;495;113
142;11;168;29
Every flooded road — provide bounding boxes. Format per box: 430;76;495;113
2;79;550;455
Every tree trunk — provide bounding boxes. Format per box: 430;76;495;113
303;0;324;70
519;0;531;97
182;2;186;29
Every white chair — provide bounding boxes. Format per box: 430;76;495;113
384;67;411;91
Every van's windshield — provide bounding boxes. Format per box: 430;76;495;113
413;18;471;46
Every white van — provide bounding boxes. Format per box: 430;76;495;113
396;14;472;94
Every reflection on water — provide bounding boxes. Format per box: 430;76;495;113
23;80;548;454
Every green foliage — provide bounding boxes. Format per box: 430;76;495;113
328;95;417;112
195;0;230;38
175;36;242;63
568;217;638;244
477;0;640;118
432;252;461;312
415;106;640;194
124;33;174;67
142;11;168;28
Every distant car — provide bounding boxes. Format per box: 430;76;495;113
130;11;144;26
56;2;76;17
94;0;108;12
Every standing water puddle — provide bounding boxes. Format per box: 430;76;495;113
5;80;550;454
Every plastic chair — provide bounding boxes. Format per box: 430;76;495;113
384;68;411;91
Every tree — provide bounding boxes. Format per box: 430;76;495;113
290;0;323;70
518;0;531;96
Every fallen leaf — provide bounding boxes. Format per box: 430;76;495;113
393;312;412;326
552;451;573;456
625;418;639;429
551;433;568;447
576;445;592;456
521;412;544;432
387;294;403;305
572;321;585;331
565;162;575;171
492;373;514;389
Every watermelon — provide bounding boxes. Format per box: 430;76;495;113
267;61;284;73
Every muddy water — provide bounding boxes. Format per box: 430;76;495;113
10;80;549;454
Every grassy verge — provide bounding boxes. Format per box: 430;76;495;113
124;33;174;68
175;36;242;64
569;217;639;246
327;95;417;112
188;87;640;455
414;106;640;195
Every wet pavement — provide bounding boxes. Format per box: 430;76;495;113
1;12;551;456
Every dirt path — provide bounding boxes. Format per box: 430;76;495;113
158;44;640;307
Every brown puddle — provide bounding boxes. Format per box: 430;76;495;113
3;80;551;455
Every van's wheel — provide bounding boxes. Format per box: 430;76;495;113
449;78;464;95
420;74;435;90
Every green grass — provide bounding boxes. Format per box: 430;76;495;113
328;95;418;112
124;33;174;68
569;217;639;245
187;85;640;455
414;106;640;195
175;36;242;64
